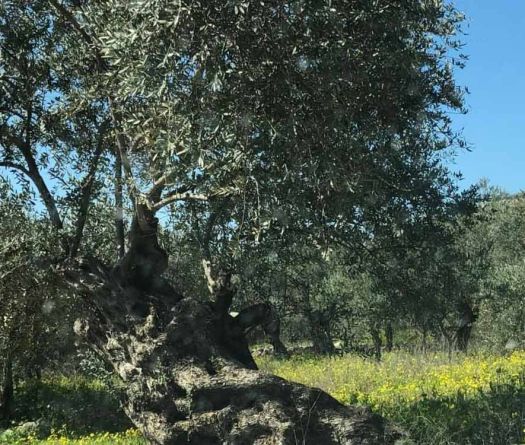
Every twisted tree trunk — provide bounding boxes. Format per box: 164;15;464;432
62;206;402;444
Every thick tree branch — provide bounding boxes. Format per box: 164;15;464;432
0;131;25;150
151;191;208;211
20;147;64;231
201;259;216;294
196;200;231;303
1;125;63;241
69;122;109;258
16;100;64;233
147;167;185;201
0;161;30;177
235;303;288;355
107;98;141;201
1;123;64;246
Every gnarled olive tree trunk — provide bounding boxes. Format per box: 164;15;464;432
63;206;401;444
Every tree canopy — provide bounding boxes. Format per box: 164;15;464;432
0;1;480;443
1;0;469;267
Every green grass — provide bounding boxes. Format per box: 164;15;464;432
0;375;136;444
0;429;146;445
258;351;525;444
13;375;132;435
2;351;525;444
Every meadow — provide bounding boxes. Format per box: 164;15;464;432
259;351;525;444
1;351;524;445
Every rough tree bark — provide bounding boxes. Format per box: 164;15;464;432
62;205;402;444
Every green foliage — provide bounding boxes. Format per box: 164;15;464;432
0;180;63;379
0;429;145;445
4;1;521;442
466;192;525;349
0;0;471;269
392;385;525;445
0;0;481;360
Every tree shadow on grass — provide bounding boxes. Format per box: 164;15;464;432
8;376;132;436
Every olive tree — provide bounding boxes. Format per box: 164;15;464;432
1;0;467;442
0;180;64;419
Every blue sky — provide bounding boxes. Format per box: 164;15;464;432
450;0;525;193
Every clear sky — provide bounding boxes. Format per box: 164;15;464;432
450;0;525;193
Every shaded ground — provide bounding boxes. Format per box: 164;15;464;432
3;376;132;437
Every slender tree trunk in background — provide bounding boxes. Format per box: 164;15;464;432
421;327;428;354
306;311;334;355
438;323;454;362
0;355;14;421
311;329;334;355
456;324;473;352
114;150;125;259
69;125;107;258
371;326;382;362
28;317;43;381
456;302;476;353
385;322;393;353
62;208;402;444
261;309;289;357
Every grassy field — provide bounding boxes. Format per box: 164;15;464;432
2;430;145;445
258;351;525;444
1;351;524;444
